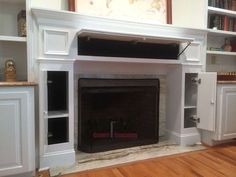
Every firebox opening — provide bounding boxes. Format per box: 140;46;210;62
78;78;160;153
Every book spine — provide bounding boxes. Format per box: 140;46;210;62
229;17;234;31
224;15;229;31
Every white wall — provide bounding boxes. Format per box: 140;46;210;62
172;0;207;29
31;0;67;10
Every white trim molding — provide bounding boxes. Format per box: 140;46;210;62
43;29;69;55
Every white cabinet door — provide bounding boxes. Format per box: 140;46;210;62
0;87;34;177
218;86;236;140
197;72;217;131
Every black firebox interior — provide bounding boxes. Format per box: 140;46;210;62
78;78;160;153
78;37;179;59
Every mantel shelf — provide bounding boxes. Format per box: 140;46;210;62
0;35;26;42
78;29;194;45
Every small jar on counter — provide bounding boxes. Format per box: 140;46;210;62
17;10;26;37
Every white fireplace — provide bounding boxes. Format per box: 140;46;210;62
32;8;208;169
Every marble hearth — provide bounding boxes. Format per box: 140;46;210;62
50;139;205;176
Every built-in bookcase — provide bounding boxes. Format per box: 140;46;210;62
38;60;75;168
207;0;236;72
0;0;28;81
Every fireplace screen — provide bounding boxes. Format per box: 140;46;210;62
78;78;160;153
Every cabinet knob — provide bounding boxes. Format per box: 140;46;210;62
210;100;215;105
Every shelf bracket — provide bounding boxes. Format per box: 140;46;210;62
177;41;192;58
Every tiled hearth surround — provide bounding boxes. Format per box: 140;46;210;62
32;8;206;170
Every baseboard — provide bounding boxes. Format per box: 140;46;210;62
5;172;33;177
167;130;201;146
39;149;75;169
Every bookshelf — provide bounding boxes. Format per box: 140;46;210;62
207;0;236;60
0;0;28;81
207;50;236;56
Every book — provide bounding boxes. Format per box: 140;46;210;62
224;16;229;31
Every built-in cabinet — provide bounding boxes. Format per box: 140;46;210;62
196;0;236;145
0;0;36;176
0;86;35;177
214;84;236;140
184;72;217;131
30;1;236;170
38;60;75;168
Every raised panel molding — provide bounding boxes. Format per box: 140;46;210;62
184;42;201;62
0;100;22;169
44;29;69;55
0;87;35;177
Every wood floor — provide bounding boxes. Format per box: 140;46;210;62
56;143;236;177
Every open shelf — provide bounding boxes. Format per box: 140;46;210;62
207;50;236;56
46;111;69;119
184;105;197;109
0;0;25;3
208;6;236;17
207;29;236;37
0;35;26;42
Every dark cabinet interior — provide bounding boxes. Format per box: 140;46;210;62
46;71;69;145
48;117;69;145
47;71;68;111
78;37;179;59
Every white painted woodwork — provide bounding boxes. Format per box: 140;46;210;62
215;85;236;140
0;0;30;81
32;8;207;67
183;42;201;63
44;29;69;55
0;87;35;177
207;29;236;37
31;5;223;168
207;51;236;56
196;72;217;131
38;59;75;169
78;29;194;44
0;36;26;42
208;6;236;18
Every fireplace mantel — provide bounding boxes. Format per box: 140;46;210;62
32;8;208;170
32;8;207;65
32;8;207;38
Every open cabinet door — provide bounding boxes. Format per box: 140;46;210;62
196;72;217;131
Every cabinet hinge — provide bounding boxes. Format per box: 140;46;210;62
191;77;201;84
190;116;200;123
